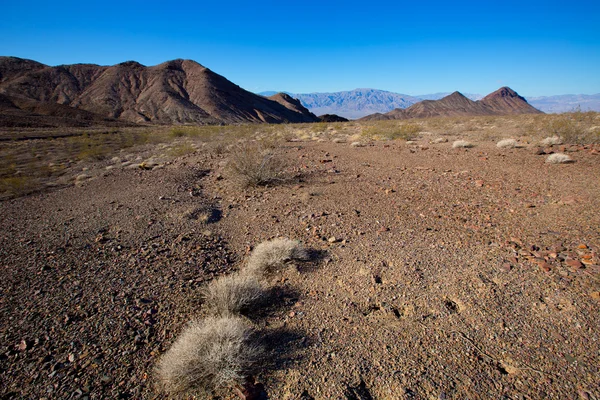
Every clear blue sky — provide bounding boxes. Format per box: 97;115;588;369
2;0;599;96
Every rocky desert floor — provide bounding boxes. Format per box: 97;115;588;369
1;118;599;399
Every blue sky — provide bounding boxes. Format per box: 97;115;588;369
2;0;599;96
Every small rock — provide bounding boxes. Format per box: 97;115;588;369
18;339;30;351
327;236;338;243
533;147;546;155
577;244;588;249
538;262;552;272
475;180;484;187
566;259;583;269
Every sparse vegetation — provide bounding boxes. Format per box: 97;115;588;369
544;112;600;144
156;316;262;396
226;142;288;187
245;238;308;277
361;121;421;141
202;273;266;316
452;140;474;148
546;153;574;164
496;138;518;149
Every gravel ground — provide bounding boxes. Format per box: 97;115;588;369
1;133;599;399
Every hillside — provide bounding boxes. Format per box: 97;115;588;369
360;87;542;121
0;57;319;125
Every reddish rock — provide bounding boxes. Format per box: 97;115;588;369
566;259;583;269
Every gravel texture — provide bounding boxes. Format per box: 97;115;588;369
1;134;599;399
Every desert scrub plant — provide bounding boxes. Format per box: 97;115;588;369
546;153;574;164
452;140;474;148
541;136;563;146
202;273;266;316
543;113;600;144
496;139;518;149
245;238;309;277
226;142;288;187
156;316;262;397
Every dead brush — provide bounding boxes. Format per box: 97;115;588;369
245;238;309;277
202;272;266;316
156;316;263;397
226;142;288;187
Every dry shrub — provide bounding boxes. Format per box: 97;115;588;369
545;113;600;144
546;153;574;164
496;139;518;149
202;273;266;316
452;140;474;148
245;238;308;277
227;142;287;187
431;137;448;144
156;316;262;397
541;136;563;146
350;141;365;147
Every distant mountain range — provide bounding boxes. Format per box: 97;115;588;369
0;57;318;127
360;87;541;121
259;89;600;118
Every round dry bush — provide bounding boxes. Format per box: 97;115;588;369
245;238;308;277
431;137;448;144
541;136;563;146
350;142;365;147
452;140;474;148
202;272;266;316
545;153;573;164
156;316;262;397
226;142;287;188
496;139;518;149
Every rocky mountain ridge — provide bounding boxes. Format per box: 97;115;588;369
360;87;542;121
0;57;319;126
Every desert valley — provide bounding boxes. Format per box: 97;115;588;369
1;57;599;399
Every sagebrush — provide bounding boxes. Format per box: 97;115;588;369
202;273;266;316
156;316;262;396
245;238;308;277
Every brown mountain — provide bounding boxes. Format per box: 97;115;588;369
479;86;542;114
360;87;542;121
0;57;319;125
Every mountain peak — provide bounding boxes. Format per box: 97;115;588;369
483;86;521;100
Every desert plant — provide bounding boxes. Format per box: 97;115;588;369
202;273;266;316
541;136;563;146
496;139;518;149
226;142;287;187
156;316;262;397
546;153;574;164
452;140;474;148
245;238;308;277
431;137;448;144
350;141;365;147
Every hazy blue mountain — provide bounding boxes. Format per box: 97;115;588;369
259;89;600;119
261;88;420;119
525;94;600;113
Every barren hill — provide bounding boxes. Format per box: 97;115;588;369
0;57;319;125
480;86;544;114
360;87;542;121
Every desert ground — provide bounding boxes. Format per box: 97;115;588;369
1;113;599;399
